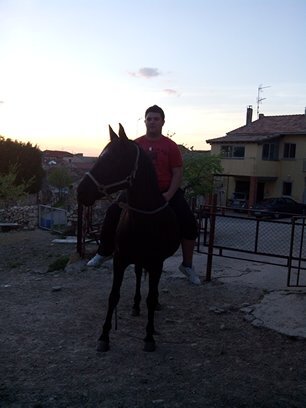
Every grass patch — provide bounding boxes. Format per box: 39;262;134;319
47;255;69;272
7;261;23;269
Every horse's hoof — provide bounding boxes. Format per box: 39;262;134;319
144;341;156;352
97;340;109;352
132;308;140;317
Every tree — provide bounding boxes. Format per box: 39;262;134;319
182;151;222;200
0;136;44;193
47;166;72;200
0;164;34;208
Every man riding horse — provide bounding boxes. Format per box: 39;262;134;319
87;105;200;285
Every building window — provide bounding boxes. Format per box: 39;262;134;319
262;143;279;160
283;143;296;159
220;145;245;158
282;182;292;196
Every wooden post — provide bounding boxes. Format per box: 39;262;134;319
76;202;84;257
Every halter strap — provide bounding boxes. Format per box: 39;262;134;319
86;143;140;196
85;142;168;215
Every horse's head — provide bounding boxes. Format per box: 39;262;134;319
77;124;139;206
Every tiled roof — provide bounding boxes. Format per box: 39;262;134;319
229;114;306;134
207;133;283;144
43;150;74;158
207;114;306;144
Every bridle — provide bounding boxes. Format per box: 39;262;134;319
85;142;169;215
85;142;140;198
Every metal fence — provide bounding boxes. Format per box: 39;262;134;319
76;199;306;288
196;207;306;287
288;216;306;287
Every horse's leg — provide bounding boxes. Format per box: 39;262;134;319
97;256;127;352
132;264;142;316
144;265;162;352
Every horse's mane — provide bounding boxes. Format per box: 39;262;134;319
134;143;160;190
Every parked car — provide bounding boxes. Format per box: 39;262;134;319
229;192;248;212
251;197;306;219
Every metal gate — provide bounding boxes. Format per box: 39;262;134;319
76;200;111;257
39;205;67;232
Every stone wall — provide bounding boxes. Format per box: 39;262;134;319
0;201;110;232
0;205;39;230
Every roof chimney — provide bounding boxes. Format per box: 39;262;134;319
246;105;253;125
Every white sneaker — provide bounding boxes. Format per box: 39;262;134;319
86;254;112;267
179;264;201;285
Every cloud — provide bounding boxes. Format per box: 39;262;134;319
129;67;161;78
163;88;180;96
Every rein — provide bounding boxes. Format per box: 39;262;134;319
118;200;168;215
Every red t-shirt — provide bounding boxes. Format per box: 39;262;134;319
135;135;183;192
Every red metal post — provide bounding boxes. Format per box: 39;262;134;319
205;193;217;282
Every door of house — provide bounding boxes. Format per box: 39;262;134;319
256;182;265;202
235;180;250;194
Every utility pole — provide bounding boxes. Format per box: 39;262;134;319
0;101;4;133
256;84;270;118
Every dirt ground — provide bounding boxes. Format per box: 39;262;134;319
1;229;306;408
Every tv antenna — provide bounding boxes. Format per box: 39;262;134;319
136;117;143;136
256;84;270;118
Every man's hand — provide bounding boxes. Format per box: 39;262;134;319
163;167;183;201
162;191;172;202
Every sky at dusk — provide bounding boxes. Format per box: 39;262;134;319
0;0;305;156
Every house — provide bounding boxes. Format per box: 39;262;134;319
42;150;97;178
42;150;74;167
206;107;306;207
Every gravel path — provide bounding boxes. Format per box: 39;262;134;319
1;229;305;407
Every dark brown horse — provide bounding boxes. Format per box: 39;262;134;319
77;125;180;351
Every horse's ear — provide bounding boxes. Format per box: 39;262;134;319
109;125;118;142
118;123;128;141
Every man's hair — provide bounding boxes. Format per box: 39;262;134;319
145;105;165;120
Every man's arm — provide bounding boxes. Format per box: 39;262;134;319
163;166;183;202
